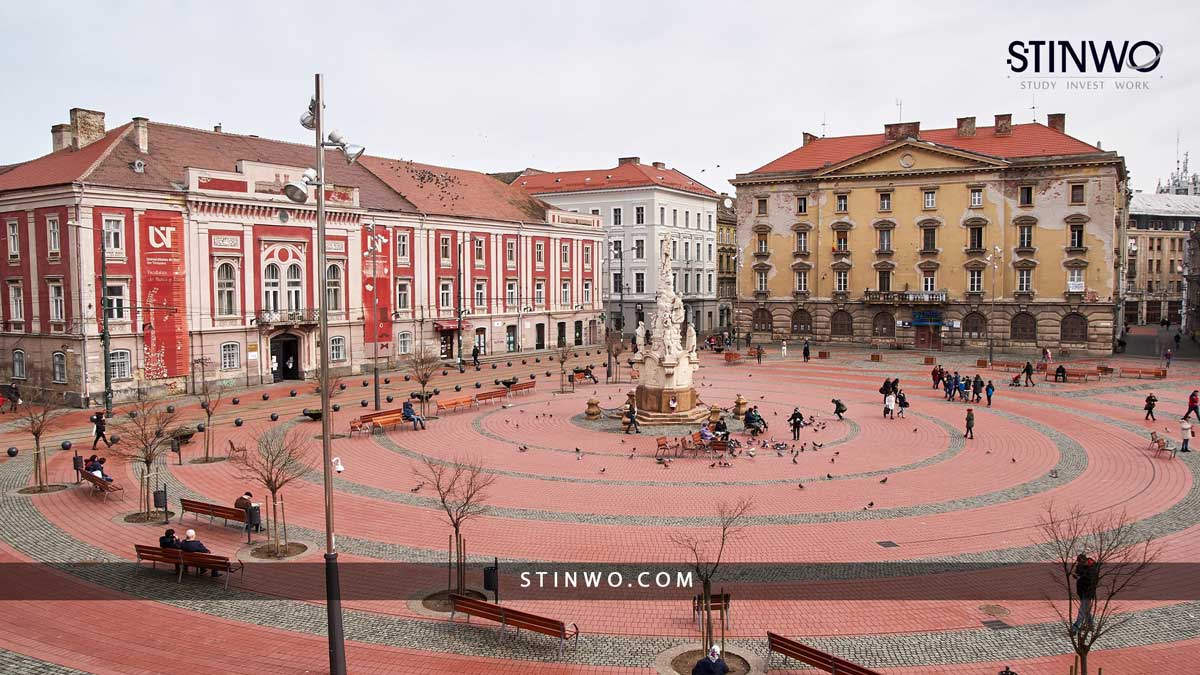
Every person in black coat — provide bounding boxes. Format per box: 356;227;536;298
692;645;729;675
160;528;182;572
91;413;112;450
180;529;221;577
788;408;805;440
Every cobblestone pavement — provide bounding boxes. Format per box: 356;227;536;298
2;347;1200;673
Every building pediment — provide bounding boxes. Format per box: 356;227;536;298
917;260;941;271
790;260;812;271
963;259;989;271
1013;258;1039;270
872;260;896;271
830;260;853;271
752;222;773;234
815;140;1010;178
791;221;813;232
962;216;990;227
1064;213;1091;224
1063;257;1090;269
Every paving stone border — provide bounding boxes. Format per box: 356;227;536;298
0;649;88;675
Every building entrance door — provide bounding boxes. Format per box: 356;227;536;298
269;335;301;382
438;331;454;358
914;325;942;350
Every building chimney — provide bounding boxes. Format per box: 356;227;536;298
652;161;666;169
994;113;1013;137
883;121;920;141
617;156;640;166
51;124;73;152
213;124;223;133
956;116;976;137
1047;113;1066;133
803;132;818;146
69;108;106;150
132;117;149;153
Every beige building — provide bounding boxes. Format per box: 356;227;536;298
716;194;737;332
730;113;1127;353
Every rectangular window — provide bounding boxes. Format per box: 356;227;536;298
48;282;64;321
922;228;937;251
505;240;516;267
52;353;66;383
583;281;592;303
695;273;700;294
7;283;22;321
836;194;848;212
1070;183;1085;204
583;244;591;267
220;342;240;370
535;242;544;266
5;221;18;259
613;207;623;226
673;240;679;258
613;273;623;294
756;270;768;292
635;206;645;225
672;209;678;226
970;188;983;208
439;235;451;263
683;274;690;293
47;216;61;254
878;229;892;251
685;211;690;228
1068;268;1084;287
795;231;808;252
109;350;131;380
923;190;936;209
756;199;767;215
104;284;127;320
1019;185;1034;206
672;273;677;290
474;280;486;308
757;234;768;253
795;270;808;292
796;196;808;214
534;281;545;305
969;227;984;250
560;281;570;305
1019;225;1033;249
660;207;665;224
707;273;713;293
397;232;409;260
879;192;892;211
1018;269;1032;292
684;241;691;260
922;271;936;293
835;270;848;292
590;208;600;216
398;332;412;354
474;238;485;263
708;214;713;230
634;239;645;258
329;337;345;362
505;280;517;306
968;269;982;293
103;217;123;254
396;280;410;310
561;243;570;269
877;270;891;292
439;281;452;308
1069;225;1085;249
835;232;848;251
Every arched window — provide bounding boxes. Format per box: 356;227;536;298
962;312;988;339
12;349;26;379
872;311;895;337
220;342;241;370
1010;312;1037;341
1061;313;1088;343
216;262;237;316
263;263;281;312
286;263;303;311
397;331;413;354
325;264;342;311
752;308;773;332
109;349;132;380
52;351;66;383
791;309;812;334
329;336;346;361
830;310;854;337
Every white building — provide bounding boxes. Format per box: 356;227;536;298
507;157;720;336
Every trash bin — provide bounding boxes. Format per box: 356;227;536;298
483;565;498;592
246;504;262;531
153;489;167;509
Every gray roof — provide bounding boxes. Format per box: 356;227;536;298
1130;192;1200;217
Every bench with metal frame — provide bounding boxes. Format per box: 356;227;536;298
449;593;579;659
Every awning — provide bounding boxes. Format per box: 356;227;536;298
434;320;470;331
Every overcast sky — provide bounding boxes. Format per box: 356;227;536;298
2;1;1196;194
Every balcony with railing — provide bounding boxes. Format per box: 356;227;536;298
255;308;319;326
862;290;948;305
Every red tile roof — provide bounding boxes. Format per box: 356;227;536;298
0;125;130;192
750;123;1102;175
358;156;550;222
515;162;718;198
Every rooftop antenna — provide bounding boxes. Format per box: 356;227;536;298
1029;94;1037;122
895;99;903;121
820;112;828;138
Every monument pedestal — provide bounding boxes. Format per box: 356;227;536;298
631;351;706;424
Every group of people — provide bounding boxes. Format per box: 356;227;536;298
743;406;769;436
0;382;19;413
158;528;224;577
82;455;113;482
699;418;730;442
931;366;995;407
1143;390;1197;454
879;378;910;419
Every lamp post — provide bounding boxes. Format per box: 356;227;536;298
364;223;384;410
99;226;113;417
986;246;1002;366
283;73;364;675
456;240;465;370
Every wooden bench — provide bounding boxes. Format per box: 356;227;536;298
724;352;743;364
976;358;990;368
475;389;508;405
179;498;248;528
510;381;536;395
869;353;882;362
133;544;245;590
1045;368;1092;383
692;592;731;630
1149;431;1175;459
923;356;937;365
655;436;673;458
80;471;124;501
371;411;411;432
1121;367;1168;379
449;593;579;659
766;632;881;675
436;395;476;414
990;360;1026;372
679;431;707;457
818;351;830;359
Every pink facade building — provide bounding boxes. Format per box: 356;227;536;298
0;109;603;405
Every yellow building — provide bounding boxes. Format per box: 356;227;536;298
730;114;1127;353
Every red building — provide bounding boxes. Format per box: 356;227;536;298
0;109;603;405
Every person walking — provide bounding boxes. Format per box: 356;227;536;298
1185;390;1200;421
91;413;112;450
788;407;805;440
780;339;788;359
1070;554;1097;636
950;372;961;401
1175;332;1182;351
931;365;942;389
1165;348;1174;368
756;345;763;365
1023;361;1036;387
896;389;908;418
831;398;847;421
943;374;954;401
1145;393;1158;421
972;374;984;403
625;402;641;434
5;383;19;413
958;377;969;402
1181;417;1194;453
884;391;896;419
471;344;480;368
985;380;995;407
965;408;975;439
802;339;810;362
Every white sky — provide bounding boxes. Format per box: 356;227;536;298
2;1;1197;194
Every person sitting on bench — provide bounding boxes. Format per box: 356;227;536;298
160;528;182;573
583;365;598;384
234;492;261;533
713;418;729;441
86;457;113;482
180;529;222;578
402;400;427;430
744;407;767;436
699;422;715;443
1054;364;1068;382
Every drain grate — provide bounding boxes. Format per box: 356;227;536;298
876;540;899;548
982;619;1012;630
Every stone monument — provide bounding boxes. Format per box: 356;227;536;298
629;243;707;423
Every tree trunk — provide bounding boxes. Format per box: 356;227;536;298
453;527;464;593
1079;648;1089;675
204;414;213;461
421;386;429;418
270;492;280;555
32;437;44;489
702;578;713;649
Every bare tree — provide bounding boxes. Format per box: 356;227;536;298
404;345;443;417
14;367;70;492
1038;502;1161;675
556;343;575;393
605;333;627;383
110;400;181;516
413;455;497;594
194;368;226;463
671;497;754;650
233;426;314;557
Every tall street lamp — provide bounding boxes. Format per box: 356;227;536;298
283;73;364;675
985;246;1002;366
363;223;385;410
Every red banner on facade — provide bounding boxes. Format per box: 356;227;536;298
139;210;189;378
361;225;392;345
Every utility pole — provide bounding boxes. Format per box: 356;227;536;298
99;225;112;417
365;223;382;410
456;239;464;370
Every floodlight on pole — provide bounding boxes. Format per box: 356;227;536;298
284;168;319;204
